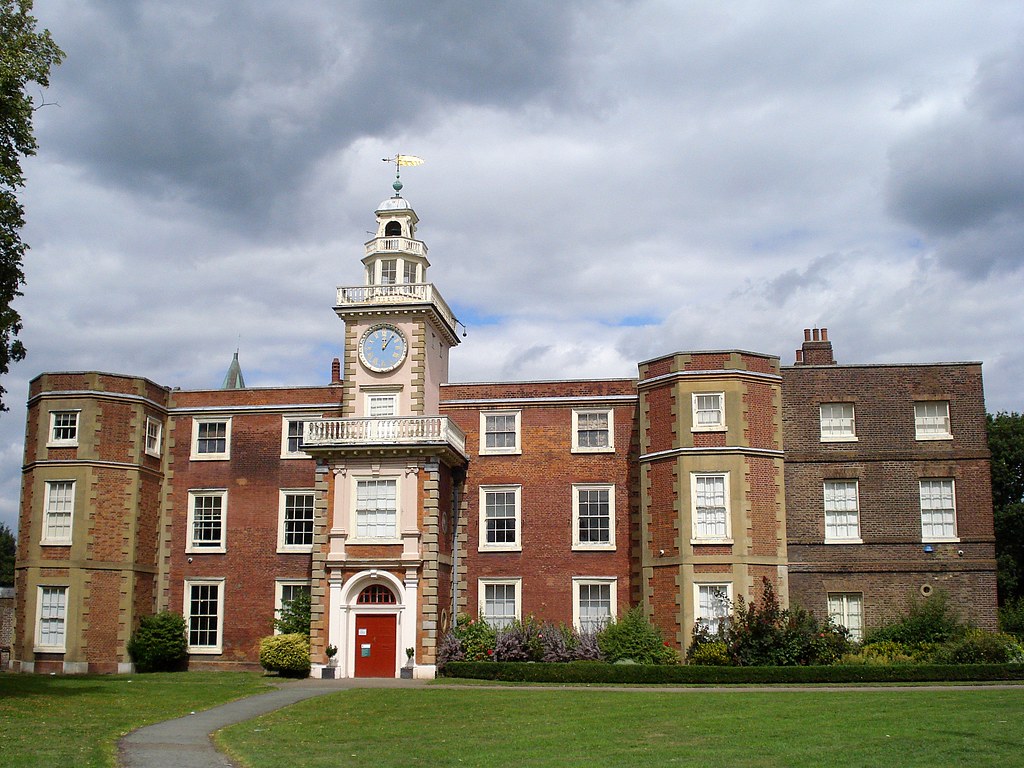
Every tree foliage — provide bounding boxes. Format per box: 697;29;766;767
273;588;311;636
0;520;14;586
0;1;63;410
987;412;1024;602
127;612;188;672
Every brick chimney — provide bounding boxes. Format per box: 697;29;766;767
794;327;836;366
330;357;342;384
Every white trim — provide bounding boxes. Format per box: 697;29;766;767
920;478;959;542
144;416;163;457
572;577;617;632
478;577;522;629
691;392;726;432
827;592;864;642
184;577;225;654
42;479;75;545
190;417;232;460
571;409;614;453
277;489;316;553
572;484;616;551
349;475;401;543
274;579;312;634
34;585;68;652
186;489;228;553
479;410;521;455
914;401;953;441
819;402;857;442
694;582;733;633
47;410;80;448
478;485;522;552
280;416;309;459
690;472;733;544
823;479;862;544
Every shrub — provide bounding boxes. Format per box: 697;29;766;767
934;629;1024;664
438;614;497;663
717;578;850;666
274;590;311;636
436;630;464;668
864;591;965;646
539;622;576;663
494;618;544;662
688;640;731;666
999;596;1024;640
259;633;311;677
598;607;678;664
575;628;603;661
127;612;188;672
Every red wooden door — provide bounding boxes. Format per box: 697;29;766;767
353;614;397;677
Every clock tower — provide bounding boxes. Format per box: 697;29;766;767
301;175;468;679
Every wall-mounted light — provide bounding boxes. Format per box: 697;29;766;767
923;545;934;554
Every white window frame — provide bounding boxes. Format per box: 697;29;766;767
478;485;522;552
187;489;227;553
42;479;75;545
184;577;225;654
571;409;614;453
694;582;733;634
47;410;80;448
572;484;616;550
379;258;397;285
920;478;958;542
366;392;399;417
274;579;312;634
827;592;864;642
823;480;862;543
819;403;857;442
278;489;316;552
479;410;521;455
190;417;232;460
690;472;732;544
403;260;419;284
478;578;521;629
280;417;307;459
692;393;726;432
914;401;952;441
572;577;617;633
144;416;163;458
351;476;400;542
34;585;68;652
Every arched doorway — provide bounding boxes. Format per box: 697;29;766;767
353;584;398;677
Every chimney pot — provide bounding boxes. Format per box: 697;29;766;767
812;328;820;341
795;349;804;364
331;357;341;384
821;327;828;341
803;328;812;341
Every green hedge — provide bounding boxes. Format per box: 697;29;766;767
442;661;1024;685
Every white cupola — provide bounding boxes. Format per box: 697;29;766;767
362;177;430;286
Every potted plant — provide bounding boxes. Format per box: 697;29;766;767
323;644;338;679
400;647;415;679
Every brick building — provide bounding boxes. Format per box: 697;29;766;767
10;187;997;675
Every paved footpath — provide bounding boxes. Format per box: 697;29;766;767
118;677;426;768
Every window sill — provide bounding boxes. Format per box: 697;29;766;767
691;426;726;433
923;537;960;544
479;449;522;457
280;453;310;460
572;544;616;552
33;645;66;654
820;436;858;443
571;447;615;454
46;441;79;449
187;647;223;655
144;449;162;459
348;538;402;546
40;539;71;547
478;545;522;553
189;454;231;461
277;546;315;554
690;538;734;546
824;538;863;545
186;546;227;554
915;434;953;442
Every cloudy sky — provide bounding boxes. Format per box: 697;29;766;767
3;0;1023;532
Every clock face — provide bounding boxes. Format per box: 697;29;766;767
359;324;408;372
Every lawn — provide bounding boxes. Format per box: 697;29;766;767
218;686;1024;768
0;671;271;768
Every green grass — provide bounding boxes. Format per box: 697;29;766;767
218;687;1024;768
0;672;271;767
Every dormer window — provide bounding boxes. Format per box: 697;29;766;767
385;221;402;237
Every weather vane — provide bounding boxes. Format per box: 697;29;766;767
382;153;424;195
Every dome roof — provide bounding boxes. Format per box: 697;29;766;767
377;196;411;212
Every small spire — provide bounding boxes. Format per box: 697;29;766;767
221;350;246;389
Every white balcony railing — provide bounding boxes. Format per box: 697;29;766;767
303;416;466;455
364;236;427;258
335;283;457;334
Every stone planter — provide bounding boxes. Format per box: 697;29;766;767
322;667;336;680
400;665;414;679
